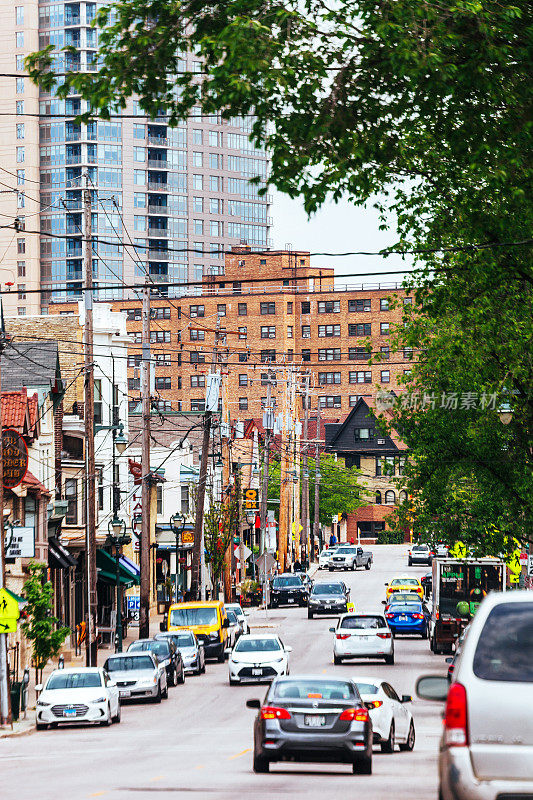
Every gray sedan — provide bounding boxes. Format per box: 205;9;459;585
103;653;168;702
155;631;206;675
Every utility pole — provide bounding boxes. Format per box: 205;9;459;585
312;401;322;557
139;281;151;639
258;374;273;604
83;173;97;667
0;308;12;725
192;323;220;600
301;374;310;566
237;461;245;584
278;367;290;573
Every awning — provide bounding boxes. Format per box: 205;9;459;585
120;554;140;576
5;588;27;607
96;548;140;587
48;537;78;570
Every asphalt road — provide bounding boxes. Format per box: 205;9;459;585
1;545;445;800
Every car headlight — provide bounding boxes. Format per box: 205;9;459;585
37;700;50;707
273;657;284;663
310;599;320;605
230;658;240;665
93;696;107;703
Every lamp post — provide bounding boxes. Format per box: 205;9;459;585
170;512;186;602
107;516;130;652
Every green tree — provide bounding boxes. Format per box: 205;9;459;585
203;489;241;594
268;454;366;527
21;562;70;684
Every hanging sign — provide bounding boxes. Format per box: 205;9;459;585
2;429;28;489
5;526;35;558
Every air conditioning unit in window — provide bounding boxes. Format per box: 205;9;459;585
377;438;385;445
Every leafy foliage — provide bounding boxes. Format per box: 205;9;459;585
203;488;241;590
21;562;70;680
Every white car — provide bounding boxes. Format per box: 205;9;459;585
226;603;249;635
318;548;337;569
408;543;433;566
35;667;121;730
104;652;168;702
331;613;394;664
228;634;292;685
353;676;415;753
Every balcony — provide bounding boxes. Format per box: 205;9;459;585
147;227;168;238
147;204;169;215
66;130;81;142
148;136;168;147
147;159;169;170
64;15;81;26
66;155;82;165
147;182;168;192
148;249;169;260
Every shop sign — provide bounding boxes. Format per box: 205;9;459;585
2;429;28;489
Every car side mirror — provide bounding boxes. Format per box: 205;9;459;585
243;610;250;617
329;627;336;633
401;695;412;703
159;622;166;632
285;645;293;653
246;699;261;709
416;675;449;702
445;657;454;664
35;684;43;692
108;680;117;687
381;600;386;605
222;619;229;628
384;583;388;586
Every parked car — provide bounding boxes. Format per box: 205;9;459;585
308;581;349;618
331;613;394;665
408;544;433;566
225;603;249;635
246;676;373;774
318;549;335;569
421;571;432;598
35;667;121;730
163;600;230;662
228;634;291;685
329;546;373;571
103;652;168;702
155;630;206;675
294;571;314;592
385;599;430;638
417;591;533;800
385;576;424;600
225;609;241;648
128;638;185;686
435;543;449;558
354;677;415;753
269;574;308;608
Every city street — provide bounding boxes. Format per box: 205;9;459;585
1;546;444;800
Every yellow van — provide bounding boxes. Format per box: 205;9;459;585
163;600;229;662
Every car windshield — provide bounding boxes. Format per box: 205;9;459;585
336;547;356;554
312;583;344;595
169;607;218;627
46;672;102;690
355;682;379;696
473;602;533;682
272;577;302;588
227;611;237;623
235;637;281;653
226;606;243;617
391;578;419;587
163;633;195;647
129;641;169;658
274;680;358;701
412;546;428;551
392;604;422;612
341;616;386;630
389;593;420;604
104;656;154;672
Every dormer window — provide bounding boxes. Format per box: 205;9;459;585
354;427;374;441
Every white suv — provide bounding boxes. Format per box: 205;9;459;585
417;591;533;800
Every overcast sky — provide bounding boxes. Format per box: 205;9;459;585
270;189;414;288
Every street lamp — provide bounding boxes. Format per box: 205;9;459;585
170;512;187;602
106;515;131;653
114;423;127;455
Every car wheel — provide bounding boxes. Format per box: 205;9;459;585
112;702;121;724
153;684;162;703
333;654;343;665
201;657;206;674
353;754;372;774
408;559;412;566
101;704;113;725
328;567;334;572
178;664;185;684
365;561;371;570
229;676;239;686
384;653;395;665
381;723;395;753
308;610;314;619
351;562;356;571
36;722;48;731
421;625;428;640
253;751;270;773
399;721;415;752
162;681;169;699
217;651;225;663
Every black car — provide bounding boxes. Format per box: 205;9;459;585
308;581;349;618
127;638;185;686
247;676;373;774
269;574;308;608
421;572;432;598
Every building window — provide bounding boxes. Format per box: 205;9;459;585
190;329;205;341
238;353;248;363
155;377;171;390
348;299;371;312
376;456;395;476
261;326;276;339
319;395;341;408
238;374;248;387
134;147;145;162
260;302;276;315
239;397;248;411
192;129;202;144
354;427;374;440
403;347;413;359
384;490;396;505
15;6;24;25
94;379;103;424
349;371;371;384
301;301;311;314
380;370;390;383
17;307;26;316
191;399;206;412
261;373;276;386
128;377;141;391
155;353;171;366
193;174;203;190
348;347;370;361
150;331;171;343
403;297;413;306
302;349;311;362
349;395;362;407
238;326;247;339
65;478;78;525
17;170;24;186
375;490;382;505
238;303;247;316
190;375;206;388
287;326;293;338
399;489;408;502
398;457;406;475
17;261;25;277
381;346;390;360
133;169;145;185
16;147;24;163
404;369;412;376
156;484;163;515
287;301;293;314
189;305;205;318
318;372;341;385
318;325;341;337
16;77;24;94
190;352;206;364
380;322;390;335
380;298;389;311
348;323;371;337
125;308;142;321
217;304;226;317
151;307;171;320
17;284;26;300
317;300;340;313
127;354;142;367
260;349;276;363
301;325;311;338
16;100;24;115
318;348;341;361
192;152;203;167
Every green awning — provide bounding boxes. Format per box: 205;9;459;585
6;588;27;606
96;549;140;587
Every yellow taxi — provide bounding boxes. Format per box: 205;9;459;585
385;576;424;600
163;600;229;662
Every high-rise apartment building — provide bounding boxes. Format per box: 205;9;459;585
0;1;271;315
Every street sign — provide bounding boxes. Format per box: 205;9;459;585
0;588;20;633
243;488;259;510
2;429;28;489
255;551;276;574
235;544;252;562
528;555;533;577
182;530;194;545
5;526;35;559
507;548;522;584
0;619;17;633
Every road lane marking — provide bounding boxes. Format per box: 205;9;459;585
89;792;107;797
229;748;251;760
149;775;165;781
194;764;205;770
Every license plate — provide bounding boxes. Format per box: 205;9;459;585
324;604;331;609
304;715;326;727
251;668;262;676
399;615;408;621
119;689;131;698
63;708;76;718
288;598;295;603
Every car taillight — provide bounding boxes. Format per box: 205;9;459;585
443;683;468;747
377;632;391;639
412;613;424;619
365;700;383;709
336;633;350;640
340;707;369;722
436;609;440;620
385;613;394;619
260;706;291;720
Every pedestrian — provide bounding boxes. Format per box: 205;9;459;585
329;532;337;548
293;559;302;572
350;537;355;545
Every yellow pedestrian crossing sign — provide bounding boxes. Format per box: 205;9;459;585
0;587;20;633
